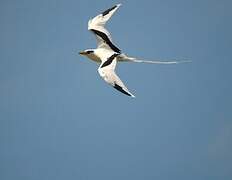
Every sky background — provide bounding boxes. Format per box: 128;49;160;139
0;0;232;179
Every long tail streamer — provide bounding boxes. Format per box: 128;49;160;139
129;58;191;64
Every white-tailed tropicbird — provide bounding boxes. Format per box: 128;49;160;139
79;4;190;97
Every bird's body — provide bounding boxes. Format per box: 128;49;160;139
79;4;189;97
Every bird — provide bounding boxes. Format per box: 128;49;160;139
79;4;190;97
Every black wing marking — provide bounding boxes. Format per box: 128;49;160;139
114;83;132;96
90;29;121;53
101;54;119;68
102;5;117;16
86;50;94;54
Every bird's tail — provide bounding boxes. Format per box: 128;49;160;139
118;54;191;64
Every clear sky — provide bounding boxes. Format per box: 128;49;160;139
1;0;232;179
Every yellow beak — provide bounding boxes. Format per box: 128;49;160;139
79;51;87;55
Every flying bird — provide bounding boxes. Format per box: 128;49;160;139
79;4;189;97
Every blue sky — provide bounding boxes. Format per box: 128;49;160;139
0;0;232;179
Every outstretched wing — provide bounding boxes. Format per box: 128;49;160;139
98;53;135;97
88;4;121;53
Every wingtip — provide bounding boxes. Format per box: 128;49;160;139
117;3;122;7
130;94;136;98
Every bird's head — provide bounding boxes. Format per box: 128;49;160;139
79;49;94;57
79;49;101;62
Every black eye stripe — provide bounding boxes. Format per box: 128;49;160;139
86;50;94;54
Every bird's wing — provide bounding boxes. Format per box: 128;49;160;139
88;4;121;53
98;53;135;97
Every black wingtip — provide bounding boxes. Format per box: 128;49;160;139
114;83;132;97
102;5;118;16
